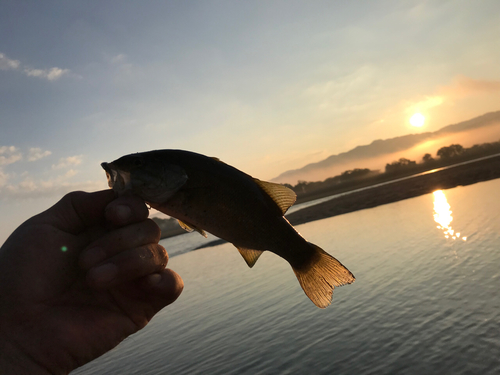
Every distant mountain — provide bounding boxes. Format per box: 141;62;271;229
272;111;500;184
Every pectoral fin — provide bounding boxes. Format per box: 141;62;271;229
236;247;264;268
254;179;296;215
177;219;207;238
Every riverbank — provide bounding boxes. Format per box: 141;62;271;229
285;154;500;226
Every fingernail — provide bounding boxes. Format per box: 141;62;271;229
81;248;106;269
89;263;118;285
146;273;162;286
114;205;132;222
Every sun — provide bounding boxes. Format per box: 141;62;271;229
409;113;425;127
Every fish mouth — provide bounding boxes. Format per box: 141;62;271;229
101;162;131;192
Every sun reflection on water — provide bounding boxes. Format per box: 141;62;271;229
433;190;467;241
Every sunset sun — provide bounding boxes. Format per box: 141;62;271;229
410;113;425;127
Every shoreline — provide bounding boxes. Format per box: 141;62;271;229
292;152;500;205
285;154;500;226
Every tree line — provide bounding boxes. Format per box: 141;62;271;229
286;140;500;197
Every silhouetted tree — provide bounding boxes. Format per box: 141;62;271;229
339;168;372;181
385;158;417;173
437;144;464;159
422;153;434;163
288;140;500;198
295;180;309;194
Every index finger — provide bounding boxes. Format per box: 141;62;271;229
33;190;116;234
104;192;150;227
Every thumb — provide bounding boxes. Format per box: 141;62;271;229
140;269;184;318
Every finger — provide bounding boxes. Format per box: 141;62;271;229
140;269;184;316
34;190;115;234
80;219;161;269
86;243;168;289
105;192;150;227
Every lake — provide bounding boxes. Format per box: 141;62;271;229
74;179;500;374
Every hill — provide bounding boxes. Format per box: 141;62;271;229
272;111;500;184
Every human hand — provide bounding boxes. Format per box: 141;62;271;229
0;190;183;374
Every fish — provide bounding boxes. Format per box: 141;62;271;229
101;150;355;308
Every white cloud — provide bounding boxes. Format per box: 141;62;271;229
0;51;71;81
0;146;104;200
27;147;52;161
110;54;126;64
64;169;78;178
1;177;105;200
24;67;70;81
0;146;18;153
0;53;20;70
52;155;83;169
0;146;22;166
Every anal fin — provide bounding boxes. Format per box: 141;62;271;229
236;247;264;268
177;219;208;238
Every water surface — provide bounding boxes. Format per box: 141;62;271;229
74;179;500;374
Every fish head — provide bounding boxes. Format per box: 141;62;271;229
101;152;188;203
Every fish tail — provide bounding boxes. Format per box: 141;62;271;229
292;243;355;308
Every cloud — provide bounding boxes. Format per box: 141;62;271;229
302;65;377;110
52;155;83;169
0;51;71;81
0;146;22;166
0;53;20;70
64;169;78;178
441;75;500;97
109;54;126;64
27;148;52;161
0;156;103;200
0;169;8;187
24;67;70;81
405;95;445;115
404;75;500;115
0;148;102;200
0;176;104;200
0;146;18;153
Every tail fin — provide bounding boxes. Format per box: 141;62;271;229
292;243;355;308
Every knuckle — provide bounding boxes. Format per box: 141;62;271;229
150;244;168;268
59;191;87;208
64;190;88;201
158;245;168;266
144;219;162;242
138;244;155;260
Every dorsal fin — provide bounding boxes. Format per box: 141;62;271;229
236;247;264;268
177;219;207;238
254;179;297;215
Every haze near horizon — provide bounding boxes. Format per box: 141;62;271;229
272;111;500;184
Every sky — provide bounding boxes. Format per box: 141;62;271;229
1;0;500;242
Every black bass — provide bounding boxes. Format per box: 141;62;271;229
101;150;354;308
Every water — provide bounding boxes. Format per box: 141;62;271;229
74;179;500;374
